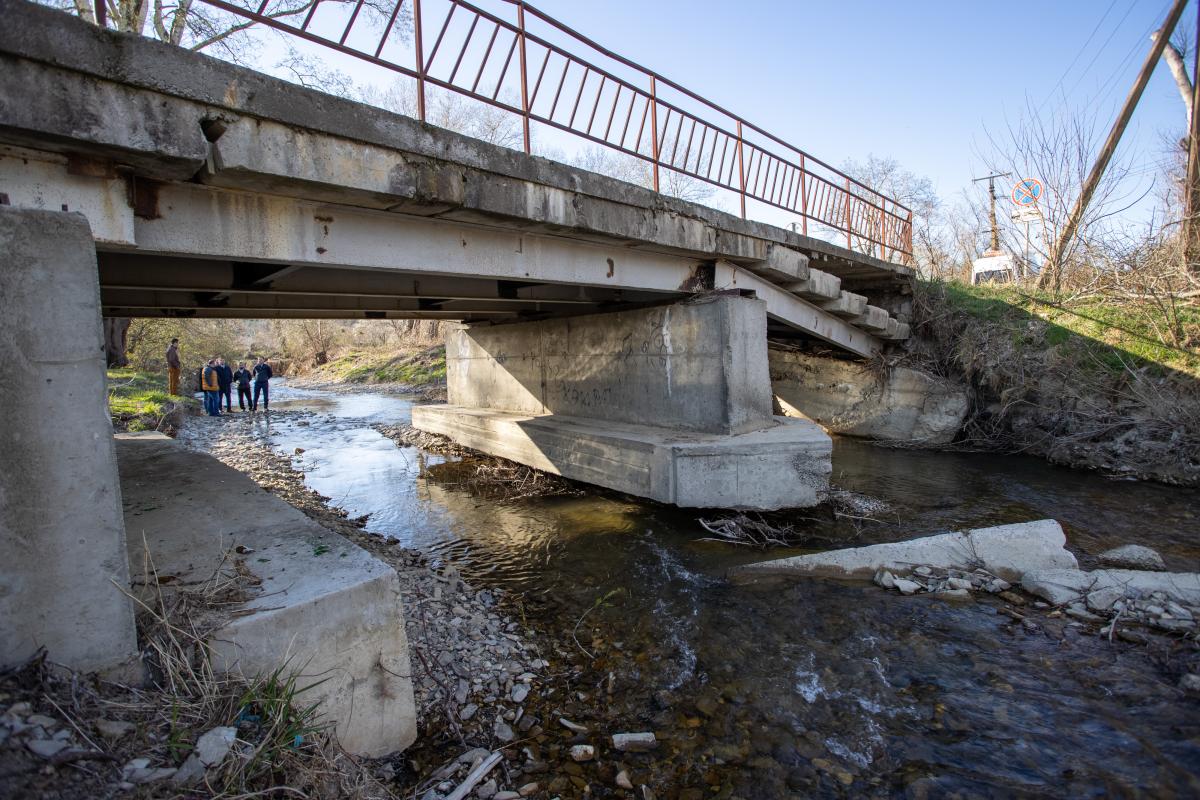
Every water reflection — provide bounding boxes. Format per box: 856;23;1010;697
245;381;1200;795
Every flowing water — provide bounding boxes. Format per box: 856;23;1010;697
241;381;1200;797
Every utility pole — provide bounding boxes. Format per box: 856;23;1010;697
1185;1;1200;274
973;172;1011;254
1045;0;1189;289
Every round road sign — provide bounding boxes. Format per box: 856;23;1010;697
1012;178;1043;206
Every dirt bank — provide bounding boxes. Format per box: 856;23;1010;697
903;281;1200;486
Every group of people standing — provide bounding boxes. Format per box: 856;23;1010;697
167;337;273;416
199;356;273;416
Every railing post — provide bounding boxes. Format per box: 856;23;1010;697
906;209;914;263
650;76;660;192
413;0;427;122
517;2;531;154
737;121;746;219
799;154;808;236
844;177;852;249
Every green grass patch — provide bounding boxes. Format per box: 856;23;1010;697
936;283;1200;379
308;345;447;387
106;368;191;431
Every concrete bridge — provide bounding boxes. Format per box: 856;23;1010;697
0;0;915;755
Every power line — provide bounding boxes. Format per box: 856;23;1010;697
1093;1;1175;106
1038;0;1121;112
1063;1;1141;101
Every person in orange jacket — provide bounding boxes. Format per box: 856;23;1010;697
201;358;222;416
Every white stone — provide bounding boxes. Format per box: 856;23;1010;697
569;744;595;762
1097;544;1166;572
95;719;135;739
612;732;657;752
735;520;1076;582
616;770;634;789
893;579;922;595
947;578;972;591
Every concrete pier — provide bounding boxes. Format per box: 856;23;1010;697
415;295;832;509
0;207;138;677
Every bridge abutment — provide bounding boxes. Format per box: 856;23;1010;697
413;295;832;509
0;206;138;676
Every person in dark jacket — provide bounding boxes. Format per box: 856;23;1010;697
216;357;234;413
200;358;222;416
252;357;274;412
165;338;181;395
233;362;253;411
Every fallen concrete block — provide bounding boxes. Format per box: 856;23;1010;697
1021;569;1200;607
733;520;1076;582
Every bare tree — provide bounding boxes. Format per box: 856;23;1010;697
40;0;408;65
839;155;942;270
360;80;524;149
572;142;716;205
976;99;1145;291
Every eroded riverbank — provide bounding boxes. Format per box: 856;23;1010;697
178;381;1200;798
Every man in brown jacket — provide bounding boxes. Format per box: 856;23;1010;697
166;338;181;395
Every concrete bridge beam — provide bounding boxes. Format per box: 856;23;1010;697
0;206;138;676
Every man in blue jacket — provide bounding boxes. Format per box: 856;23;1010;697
216;357;234;413
252;357;274;412
233;362;253;411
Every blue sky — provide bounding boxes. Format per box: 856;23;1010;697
524;0;1189;214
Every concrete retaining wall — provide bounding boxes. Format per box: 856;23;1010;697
448;295;772;435
770;349;968;445
0;206;137;676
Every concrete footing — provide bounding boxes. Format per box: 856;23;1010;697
116;433;416;756
413;405;831;509
0;207;138;677
417;295;833;509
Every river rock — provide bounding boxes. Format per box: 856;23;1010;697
1022;569;1200;607
559;718;589;734
173;726;236;785
893;578;922;595
873;569;896;589
493;719;515;742
26;738;68;758
569;744;595;762
734;520;1076;582
616;770;634;789
94;719;135;740
612;732;657;751
1180;674;1200;692
1097;544;1166;572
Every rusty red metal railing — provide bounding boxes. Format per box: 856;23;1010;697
193;0;913;262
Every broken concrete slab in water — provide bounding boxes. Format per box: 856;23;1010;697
1020;569;1200;607
731;520;1077;583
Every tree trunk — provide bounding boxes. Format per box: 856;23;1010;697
103;317;131;367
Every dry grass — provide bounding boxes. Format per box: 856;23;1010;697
0;544;395;800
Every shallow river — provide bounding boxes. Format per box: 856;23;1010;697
246;382;1199;797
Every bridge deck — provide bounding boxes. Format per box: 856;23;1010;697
0;0;912;357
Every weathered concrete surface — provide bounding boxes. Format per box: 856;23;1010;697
448;296;772;436
412;406;831;510
733;520;1077;582
0;206;137;676
770;350;968;445
1021;568;1200;607
115;433;416;757
1097;544;1167;572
